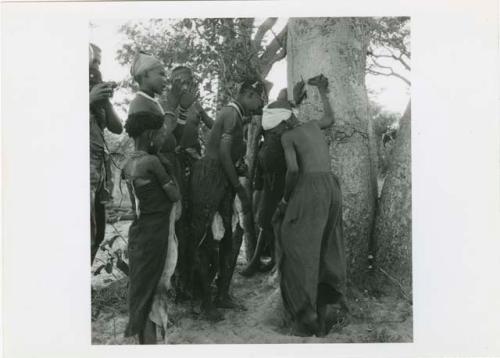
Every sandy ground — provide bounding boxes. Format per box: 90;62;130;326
92;220;413;344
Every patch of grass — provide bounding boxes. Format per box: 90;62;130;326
92;278;129;320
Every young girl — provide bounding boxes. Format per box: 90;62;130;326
122;110;181;344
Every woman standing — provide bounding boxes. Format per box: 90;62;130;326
122;52;189;344
122;109;181;344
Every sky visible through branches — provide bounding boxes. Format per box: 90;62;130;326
90;18;410;117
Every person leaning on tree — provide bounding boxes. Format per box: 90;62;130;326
240;83;307;277
268;74;348;337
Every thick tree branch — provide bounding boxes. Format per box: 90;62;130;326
259;24;288;77
253;17;278;49
260;47;287;77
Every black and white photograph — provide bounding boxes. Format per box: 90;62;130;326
3;0;500;357
89;17;412;344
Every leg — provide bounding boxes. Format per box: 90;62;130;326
215;192;243;309
90;189;106;264
190;201;223;320
95;199;106;254
215;211;234;305
194;237;223;321
240;227;264;277
316;285;328;337
174;217;192;302
316;283;348;336
138;318;157;344
90;192;97;264
291;307;319;337
231;224;244;273
259;228;276;272
189;159;226;319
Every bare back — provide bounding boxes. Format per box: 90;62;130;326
204;106;245;163
285;121;331;173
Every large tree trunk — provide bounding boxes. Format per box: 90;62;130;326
287;18;375;283
373;102;412;294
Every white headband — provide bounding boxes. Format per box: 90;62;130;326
261;107;299;131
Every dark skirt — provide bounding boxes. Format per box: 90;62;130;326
258;173;285;231
125;208;172;337
190;157;234;245
278;172;346;321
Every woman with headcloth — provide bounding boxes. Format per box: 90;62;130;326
123;52;192;344
128;52;196;188
127;52;197;298
240;86;304;277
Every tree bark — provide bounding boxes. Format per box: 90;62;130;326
287;18;375;283
373;102;412;294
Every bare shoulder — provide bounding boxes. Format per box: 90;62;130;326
217;106;238;132
128;95;144;111
145;154;162;166
281;130;296;146
305;120;320;130
217;106;237;119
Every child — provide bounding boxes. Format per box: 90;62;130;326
122;112;181;344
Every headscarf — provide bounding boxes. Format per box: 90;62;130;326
130;52;163;79
261;100;299;131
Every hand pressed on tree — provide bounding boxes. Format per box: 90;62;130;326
293;79;307;105
307;74;329;92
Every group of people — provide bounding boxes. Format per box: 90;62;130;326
89;43;347;343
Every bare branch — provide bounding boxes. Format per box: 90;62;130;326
398;55;411;71
371;57;394;71
371;49;411;71
372;54;394;60
367;67;411;86
252;18;278;49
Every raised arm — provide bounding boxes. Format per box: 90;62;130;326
308;74;335;130
194;102;214;129
103;100;123;134
281;133;300;202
